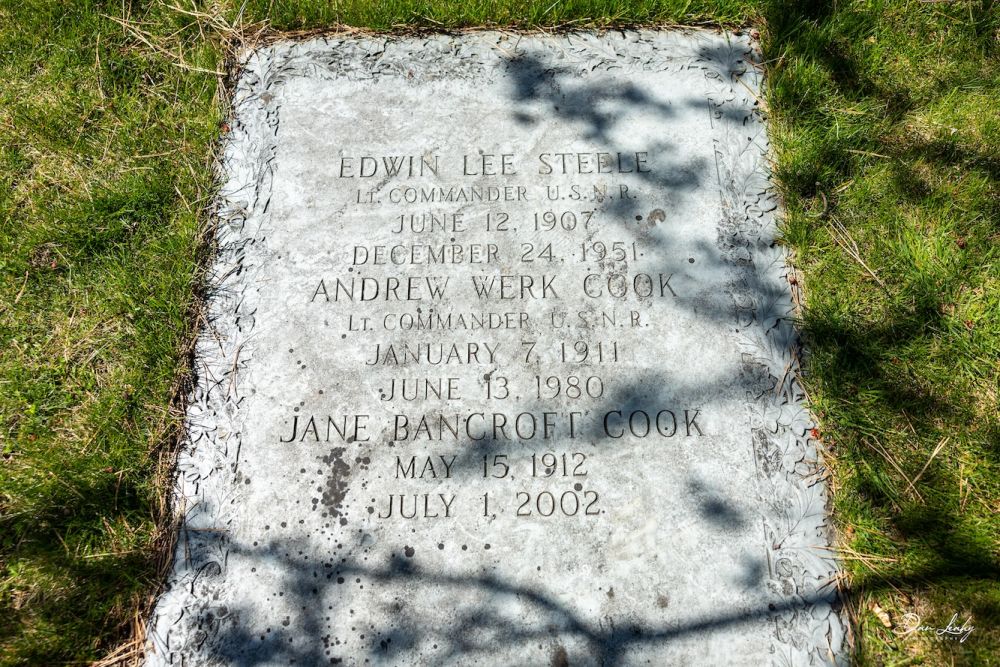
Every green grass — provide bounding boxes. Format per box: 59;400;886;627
1;1;997;664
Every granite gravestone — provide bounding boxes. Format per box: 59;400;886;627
147;31;845;666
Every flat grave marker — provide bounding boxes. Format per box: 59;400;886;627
147;30;845;666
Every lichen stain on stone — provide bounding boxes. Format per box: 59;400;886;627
319;447;351;517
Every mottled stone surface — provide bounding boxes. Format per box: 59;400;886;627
146;30;845;666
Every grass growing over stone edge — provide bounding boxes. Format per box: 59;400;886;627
0;1;996;665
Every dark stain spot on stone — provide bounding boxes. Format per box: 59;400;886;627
647;208;666;224
484;544;491;550
404;545;415;558
512;110;534;125
282;616;290;627
438;543;444;550
319;447;351;518
607;587;614;599
551;645;569;667
656;593;670;608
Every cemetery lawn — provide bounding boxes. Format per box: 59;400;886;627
1;1;996;665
